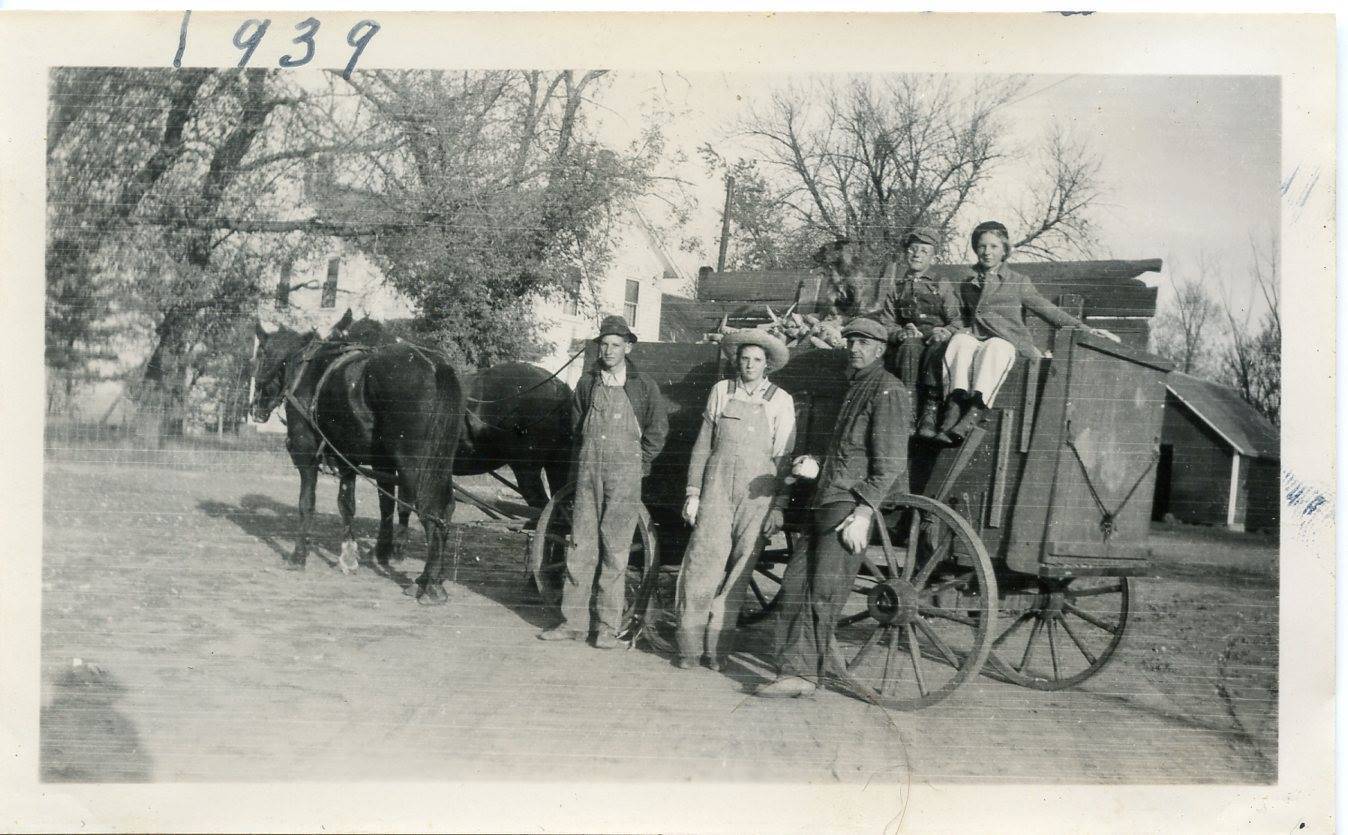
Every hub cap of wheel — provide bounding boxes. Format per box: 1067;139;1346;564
867;578;919;626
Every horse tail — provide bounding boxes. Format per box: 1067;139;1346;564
417;358;465;516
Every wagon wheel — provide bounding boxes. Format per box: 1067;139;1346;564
984;576;1131;690
526;482;660;638
737;529;802;627
827;494;998;711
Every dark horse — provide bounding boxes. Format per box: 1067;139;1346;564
251;317;465;604
336;316;572;510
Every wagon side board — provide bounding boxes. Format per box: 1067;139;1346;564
1005;330;1171;576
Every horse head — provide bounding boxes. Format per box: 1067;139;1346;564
251;320;316;421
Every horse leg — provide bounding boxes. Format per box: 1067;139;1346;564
415;488;456;606
288;464;318;570
375;480;398;567
511;463;549;510
336;473;360;575
395;485;411;560
544;454;570;503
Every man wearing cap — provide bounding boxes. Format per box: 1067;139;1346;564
675;330;796;672
755;316;910;699
539;315;668;648
878;227;963;437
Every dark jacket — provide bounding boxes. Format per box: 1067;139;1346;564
879;272;963;338
573;361;669;473
813;359;910;509
954;264;1081;358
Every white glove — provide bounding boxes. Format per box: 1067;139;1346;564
836;508;872;554
791;455;820;481
1089;327;1123;344
682;496;700;526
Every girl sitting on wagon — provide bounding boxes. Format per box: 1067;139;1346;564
937;220;1119;444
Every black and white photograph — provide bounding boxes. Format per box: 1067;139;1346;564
0;10;1335;833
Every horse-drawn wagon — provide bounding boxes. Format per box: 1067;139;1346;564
529;326;1172;710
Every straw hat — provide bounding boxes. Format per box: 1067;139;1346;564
720;329;791;372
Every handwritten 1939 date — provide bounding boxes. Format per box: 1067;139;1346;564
173;11;380;80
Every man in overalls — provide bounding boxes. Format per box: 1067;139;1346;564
676;330;796;671
755;316;910;699
539;315;668;649
878;227;963;437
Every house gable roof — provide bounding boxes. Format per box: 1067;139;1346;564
1166;372;1280;459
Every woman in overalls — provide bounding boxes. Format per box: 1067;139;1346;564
676;331;796;671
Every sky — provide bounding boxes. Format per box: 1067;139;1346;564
588;71;1281;320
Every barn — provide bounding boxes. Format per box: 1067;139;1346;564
1153;372;1280;533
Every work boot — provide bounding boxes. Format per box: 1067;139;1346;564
940;404;986;445
752;675;817;699
936;392;967;437
593;630;622;650
916;392;942;439
537;626;584;642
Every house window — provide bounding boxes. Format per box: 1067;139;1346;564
560;267;583;317
321;257;340;308
275;262;292;308
624;279;640;323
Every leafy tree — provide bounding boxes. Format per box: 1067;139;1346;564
47;68;330;440
304;70;669;367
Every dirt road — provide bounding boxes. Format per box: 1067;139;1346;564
40;458;1276;784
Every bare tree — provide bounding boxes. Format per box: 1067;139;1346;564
1218;233;1281;425
724;75;1104;266
1151;252;1222;375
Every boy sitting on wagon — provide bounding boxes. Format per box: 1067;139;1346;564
876;227;963;439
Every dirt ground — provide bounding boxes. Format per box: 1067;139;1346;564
40;453;1277;785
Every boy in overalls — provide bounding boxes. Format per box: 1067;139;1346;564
540;315;668;648
676;331;796;670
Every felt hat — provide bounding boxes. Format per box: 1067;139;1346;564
595;314;637;343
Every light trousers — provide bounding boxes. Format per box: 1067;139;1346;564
943;332;1016;407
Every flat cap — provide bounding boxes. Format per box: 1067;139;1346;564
901;227;940;249
840;316;888;343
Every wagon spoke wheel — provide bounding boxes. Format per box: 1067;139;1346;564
827;494;997;711
737;529;802;627
984;576;1131;690
527;483;660;646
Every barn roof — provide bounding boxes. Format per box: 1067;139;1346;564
1166;372;1280;460
699;258;1164;318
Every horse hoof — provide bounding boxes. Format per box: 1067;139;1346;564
338;543;360;575
282;559;305;572
418;583;449;606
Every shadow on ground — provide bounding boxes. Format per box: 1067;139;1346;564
41;662;153;782
197;493;558;629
